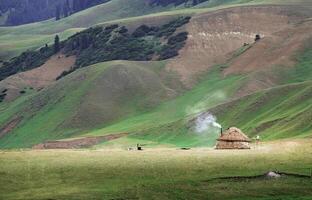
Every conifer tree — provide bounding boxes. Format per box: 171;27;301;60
54;35;60;53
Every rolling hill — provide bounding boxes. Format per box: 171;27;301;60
0;0;312;149
2;2;312;200
0;0;112;26
1;0;311;60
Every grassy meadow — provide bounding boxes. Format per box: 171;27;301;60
0;139;312;200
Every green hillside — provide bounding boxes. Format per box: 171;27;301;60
1;0;310;60
1;2;312;200
85;42;312;147
95;82;312;148
1;45;311;148
92;80;312;148
0;61;184;148
1;33;312;148
0;0;177;60
216;47;312;139
0;0;312;149
217;82;312;139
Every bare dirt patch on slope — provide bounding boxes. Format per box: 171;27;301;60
225;19;312;96
0;116;23;139
0;54;75;101
166;5;312;87
225;20;312;76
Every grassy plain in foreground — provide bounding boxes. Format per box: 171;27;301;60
0;140;312;200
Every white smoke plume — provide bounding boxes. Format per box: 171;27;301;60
194;112;222;133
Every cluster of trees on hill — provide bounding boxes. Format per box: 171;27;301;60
0;16;191;81
0;0;110;26
148;0;209;6
62;16;190;68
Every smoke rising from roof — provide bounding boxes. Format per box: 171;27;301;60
194;112;222;133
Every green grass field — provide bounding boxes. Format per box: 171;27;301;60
0;139;312;200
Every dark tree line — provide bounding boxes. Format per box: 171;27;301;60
0;16;191;81
0;0;65;25
0;0;111;25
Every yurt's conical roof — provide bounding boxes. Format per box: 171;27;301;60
218;127;251;142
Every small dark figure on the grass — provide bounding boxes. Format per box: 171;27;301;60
137;144;142;151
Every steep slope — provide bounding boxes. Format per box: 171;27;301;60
1;0;309;60
0;0;112;26
214;81;312;140
0;0;167;60
87;17;312;147
0;54;76;101
0;0;213;26
98;81;312;148
0;16;190;104
167;5;312;87
0;3;312;149
0;61;183;148
0;17;190;82
80;65;246;148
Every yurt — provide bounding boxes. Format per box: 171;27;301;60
216;127;251;149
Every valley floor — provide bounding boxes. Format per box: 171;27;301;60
0;139;312;200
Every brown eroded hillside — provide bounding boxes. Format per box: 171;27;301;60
167;5;312;90
0;54;75;101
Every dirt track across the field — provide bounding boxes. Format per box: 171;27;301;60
32;133;128;149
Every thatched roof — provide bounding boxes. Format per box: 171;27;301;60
218;127;251;142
